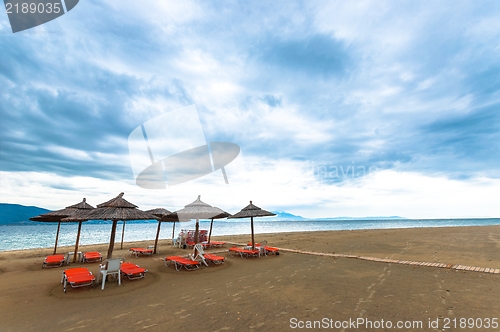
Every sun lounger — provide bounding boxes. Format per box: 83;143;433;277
62;267;95;293
120;262;147;280
43;254;66;268
211;241;226;247
82;251;103;263
191;243;225;266
228;247;260;258
164;256;200;271
264;246;280;255
129;247;153;258
185;241;196;249
204;253;226;265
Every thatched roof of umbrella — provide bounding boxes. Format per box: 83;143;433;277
172;195;229;244
146;208;172;219
30;198;94;256
62;193;155;259
228;201;276;249
30;198;94;221
228;201;276;219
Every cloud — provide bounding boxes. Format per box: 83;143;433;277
1;1;499;218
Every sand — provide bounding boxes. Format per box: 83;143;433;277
0;225;499;331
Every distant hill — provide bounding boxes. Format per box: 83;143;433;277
268;211;307;221
0;203;50;225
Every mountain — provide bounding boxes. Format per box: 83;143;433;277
0;203;50;225
268;211;307;221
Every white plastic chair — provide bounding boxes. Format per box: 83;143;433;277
98;258;123;290
191;243;209;266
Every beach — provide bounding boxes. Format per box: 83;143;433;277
0;225;499;331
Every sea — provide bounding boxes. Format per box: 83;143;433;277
1;218;500;252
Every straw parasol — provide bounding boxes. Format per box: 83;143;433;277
172;195;228;244
62;193;155;259
145;208;189;254
207;210;231;245
228;201;276;250
30;198;94;259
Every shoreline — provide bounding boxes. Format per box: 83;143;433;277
2;222;500;254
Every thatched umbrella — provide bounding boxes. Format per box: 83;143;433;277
172;195;228;244
62;193;155;259
228;201;276;250
146;208;178;254
30;198;94;260
207;210;231;245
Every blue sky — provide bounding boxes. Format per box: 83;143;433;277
1;1;499;218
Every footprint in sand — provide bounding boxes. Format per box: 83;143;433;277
148;303;164;307
141;324;158;330
249;322;265;329
113;312;131;319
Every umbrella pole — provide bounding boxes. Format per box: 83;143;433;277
251;216;255;250
208;218;214;244
107;220;118;259
171;222;176;247
53;221;61;255
195;218;199;244
154;221;161;254
73;221;82;263
120;221;126;249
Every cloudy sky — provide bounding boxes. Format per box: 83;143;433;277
1;1;499;219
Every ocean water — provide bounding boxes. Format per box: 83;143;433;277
1;218;500;252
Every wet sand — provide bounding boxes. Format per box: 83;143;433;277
0;225;499;331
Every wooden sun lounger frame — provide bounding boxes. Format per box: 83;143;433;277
164;256;200;271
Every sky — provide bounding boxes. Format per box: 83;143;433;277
1;1;499;219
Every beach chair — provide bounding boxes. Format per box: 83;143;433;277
228;247;260;259
97;258;123;290
62;267;95;293
264;246;280;255
82;251;103;263
43;254;66;269
209;241;226;248
129;247;153;258
164;256;200;271
191;243;226;266
120;262;147;280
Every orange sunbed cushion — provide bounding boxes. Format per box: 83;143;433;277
204;253;225;261
130;248;152;253
265;246;279;251
66;273;94;283
84;252;101;258
166;256;199;265
64;267;92;277
121;262;146;274
45;255;65;263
